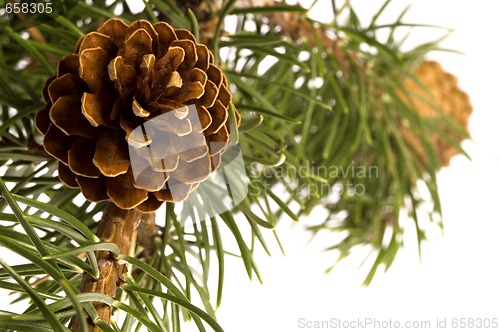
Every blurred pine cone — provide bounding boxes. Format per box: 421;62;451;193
401;60;472;167
173;0;218;45
36;18;240;212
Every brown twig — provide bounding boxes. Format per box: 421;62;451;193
13;11;46;44
136;212;159;261
69;203;144;332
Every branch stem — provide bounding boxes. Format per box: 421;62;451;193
69;203;144;332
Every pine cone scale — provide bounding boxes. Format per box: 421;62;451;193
132;166;169;191
79;47;112;93
199;80;218;108
48;73;82;103
35;104;51;135
57;54;79;77
109;57;137;100
196;106;213;131
187;67;208;85
206;65;223;87
123;29;153;71
81;92;117;128
126;20;159;53
78;32;117;58
206;100;228;134
93;131;130;177
153;22;178;58
96;18;128;48
139;193;163;211
175;29;197;43
172;154;211;184
106;170;149;209
155;46;184;73
171;40;198;72
67;138;100;178
50;95;100;137
59;163;79;188
195;44;211;71
154;182;191;202
43;124;77;164
77;175;109;202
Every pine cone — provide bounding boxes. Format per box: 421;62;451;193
401;60;472;167
36;18;240;212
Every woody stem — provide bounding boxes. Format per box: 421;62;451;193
69;203;144;332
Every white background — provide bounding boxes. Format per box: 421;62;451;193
213;1;500;332
1;1;500;332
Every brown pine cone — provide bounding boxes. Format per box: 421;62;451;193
401;60;472;167
36;18;240;212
